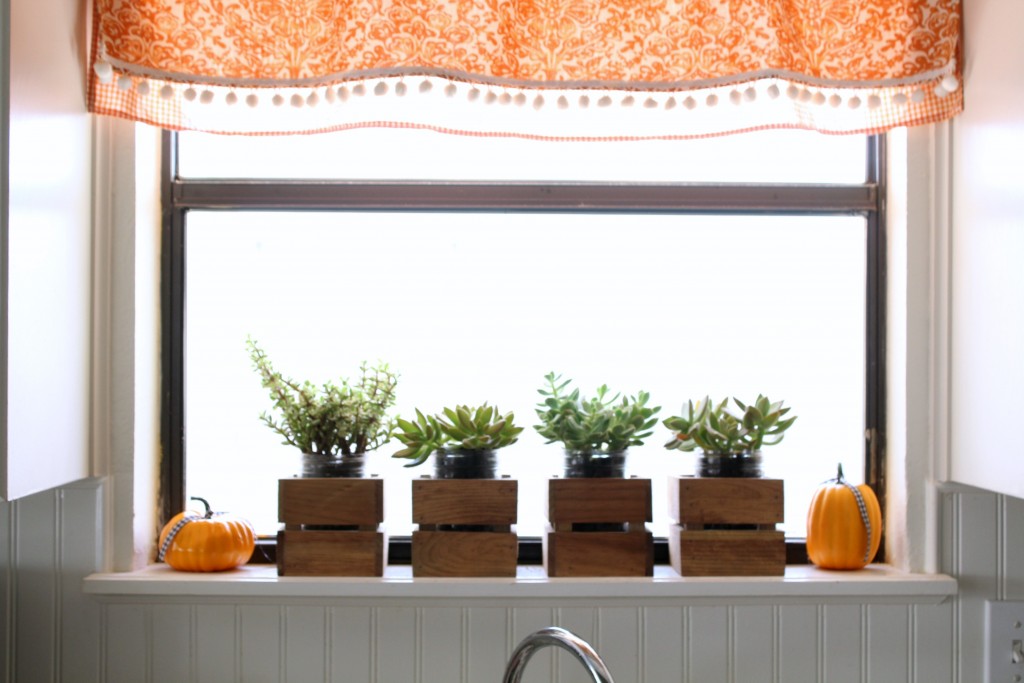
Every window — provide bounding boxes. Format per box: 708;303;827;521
164;129;884;561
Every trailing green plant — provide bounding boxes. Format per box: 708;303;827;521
247;337;398;457
534;372;661;455
663;395;796;455
392;404;523;467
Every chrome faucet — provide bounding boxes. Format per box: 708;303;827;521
503;626;615;683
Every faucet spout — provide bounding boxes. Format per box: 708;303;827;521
503;626;615;683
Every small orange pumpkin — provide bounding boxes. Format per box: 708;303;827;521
158;497;255;572
806;464;882;570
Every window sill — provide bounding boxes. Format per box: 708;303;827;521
84;564;956;606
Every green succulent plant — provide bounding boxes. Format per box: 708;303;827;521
392;403;523;467
534;372;661;455
247;337;398;457
663;395;796;455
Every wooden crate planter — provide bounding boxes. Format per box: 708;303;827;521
544;478;653;577
668;476;785;576
277;478;385;577
411;478;518;577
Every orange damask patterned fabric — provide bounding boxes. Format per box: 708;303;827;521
89;0;962;139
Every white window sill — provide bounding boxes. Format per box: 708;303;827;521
84;564;956;606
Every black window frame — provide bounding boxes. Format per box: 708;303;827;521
160;131;886;566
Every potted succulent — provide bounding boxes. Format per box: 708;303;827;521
247;337;398;478
392;403;523;478
662;395;796;477
534;372;661;477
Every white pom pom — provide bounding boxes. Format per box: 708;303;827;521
324;87;336;104
786;84;800;100
532;94;545;109
352;83;366;96
498;92;512;105
485;90;498;104
621;95;635;107
272;93;285;106
160;84;175;100
893;92;908;106
729;89;741;105
290;93;304;107
373;81;388;96
643;97;658;108
705;93;718;107
514;92;527;106
828;93;842;108
847;96;862;109
419;80;433;94
683;96;697;110
467;87;481;101
799;89;813;103
941;75;959;92
557;95;569;109
867;94;882;109
183;87;198;102
744;87;756;102
911;89;926;103
199;89;214;104
934;84;948;98
578;95;590;108
597;95;612;107
136;80;151;96
395;81;407;96
812;91;826;106
93;60;114;83
224;91;238;105
246;93;259;107
664;97;677;110
767;84;781;99
338;86;350;101
444;83;458;97
306;91;319;106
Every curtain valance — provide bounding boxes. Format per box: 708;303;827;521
89;0;962;139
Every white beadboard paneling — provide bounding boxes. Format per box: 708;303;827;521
642;607;683;683
284;606;326;683
15;489;57;683
195;604;238;683
687;606;727;683
58;482;103;683
1;499;11;683
732;605;774;683
1002;494;1024;600
912;602;953;683
150;605;191;683
418;608;462;683
374;607;418;683
240;605;283;683
511;607;559;683
953;491;1000;681
866;605;910;683
467;608;509;683
597;607;641;683
104;604;148;683
555;607;599;683
330;607;373;683
822;604;863;683
777;605;817;683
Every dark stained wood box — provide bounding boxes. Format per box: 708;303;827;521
668;476;785;577
544;477;653;577
411;478;518;577
276;477;385;577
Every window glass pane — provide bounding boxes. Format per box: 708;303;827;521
177;128;867;184
185;211;866;539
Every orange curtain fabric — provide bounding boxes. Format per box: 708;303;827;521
89;0;962;139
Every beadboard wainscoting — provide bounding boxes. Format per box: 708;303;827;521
2;478;1024;683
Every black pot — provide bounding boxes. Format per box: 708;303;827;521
300;452;366;478
698;451;763;478
562;449;627;478
433;447;497;479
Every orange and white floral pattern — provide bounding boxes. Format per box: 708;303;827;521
89;0;962;138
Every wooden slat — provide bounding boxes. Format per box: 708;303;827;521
669;476;784;525
277;530;384;576
412;479;517;525
547;478;652;524
411;531;517;577
669;526;785;576
545;530;654;577
278;478;384;526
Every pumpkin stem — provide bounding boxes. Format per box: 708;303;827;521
190;496;213;519
836;463;845;482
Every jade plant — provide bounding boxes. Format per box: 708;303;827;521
662;395;796;456
392;403;524;467
247;337;398;457
534;372;661;455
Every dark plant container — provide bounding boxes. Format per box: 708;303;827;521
697;451;763;478
562;449;627;478
433;447;497;480
301;452;366;479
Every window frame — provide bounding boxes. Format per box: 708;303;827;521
159;131;886;565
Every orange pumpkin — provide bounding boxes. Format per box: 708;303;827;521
806;465;882;570
158;497;255;572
